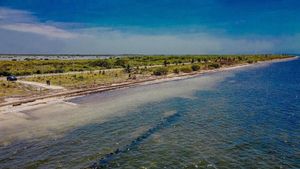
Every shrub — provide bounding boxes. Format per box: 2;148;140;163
209;63;220;69
55;69;64;73
90;59;112;69
163;60;169;67
191;65;200;71
180;67;192;73
153;67;168;76
77;76;84;80
173;68;180;74
0;71;11;76
114;59;127;67
125;64;132;73
247;60;257;64
36;70;42;74
191;58;195;63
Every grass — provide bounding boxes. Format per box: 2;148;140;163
23;54;293;89
0;80;48;102
25;70;131;89
0;54;292;76
0;54;293;101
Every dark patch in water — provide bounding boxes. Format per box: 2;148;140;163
87;111;181;169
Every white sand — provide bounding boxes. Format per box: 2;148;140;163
17;80;66;90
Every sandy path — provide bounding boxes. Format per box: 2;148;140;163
17;80;66;90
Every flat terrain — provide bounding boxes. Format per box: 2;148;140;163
0;54;293;104
0;80;49;103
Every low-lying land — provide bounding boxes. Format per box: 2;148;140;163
0;54;294;105
0;80;49;102
0;54;289;76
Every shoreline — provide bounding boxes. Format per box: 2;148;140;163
0;56;297;114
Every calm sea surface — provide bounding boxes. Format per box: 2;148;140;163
0;58;299;168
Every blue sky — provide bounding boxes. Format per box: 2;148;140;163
0;0;299;54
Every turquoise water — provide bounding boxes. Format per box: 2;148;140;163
0;59;299;168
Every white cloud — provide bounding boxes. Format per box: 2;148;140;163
0;25;289;54
0;7;76;39
62;28;276;54
0;7;299;54
0;23;77;39
0;7;35;23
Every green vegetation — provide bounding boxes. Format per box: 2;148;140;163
153;67;168;76
180;66;193;73
0;54;291;76
173;68;180;74
0;80;47;102
0;54;293;101
25;70;129;89
191;64;201;71
20;54;293;89
209;63;220;69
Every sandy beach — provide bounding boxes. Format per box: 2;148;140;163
2;2;300;167
0;56;297;115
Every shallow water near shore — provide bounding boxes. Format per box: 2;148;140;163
0;58;300;168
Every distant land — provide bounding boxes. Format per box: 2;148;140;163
0;53;294;61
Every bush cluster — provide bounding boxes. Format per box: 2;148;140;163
191;65;200;71
153;67;168;76
180;67;192;73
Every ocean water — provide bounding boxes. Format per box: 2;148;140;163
0;58;299;168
